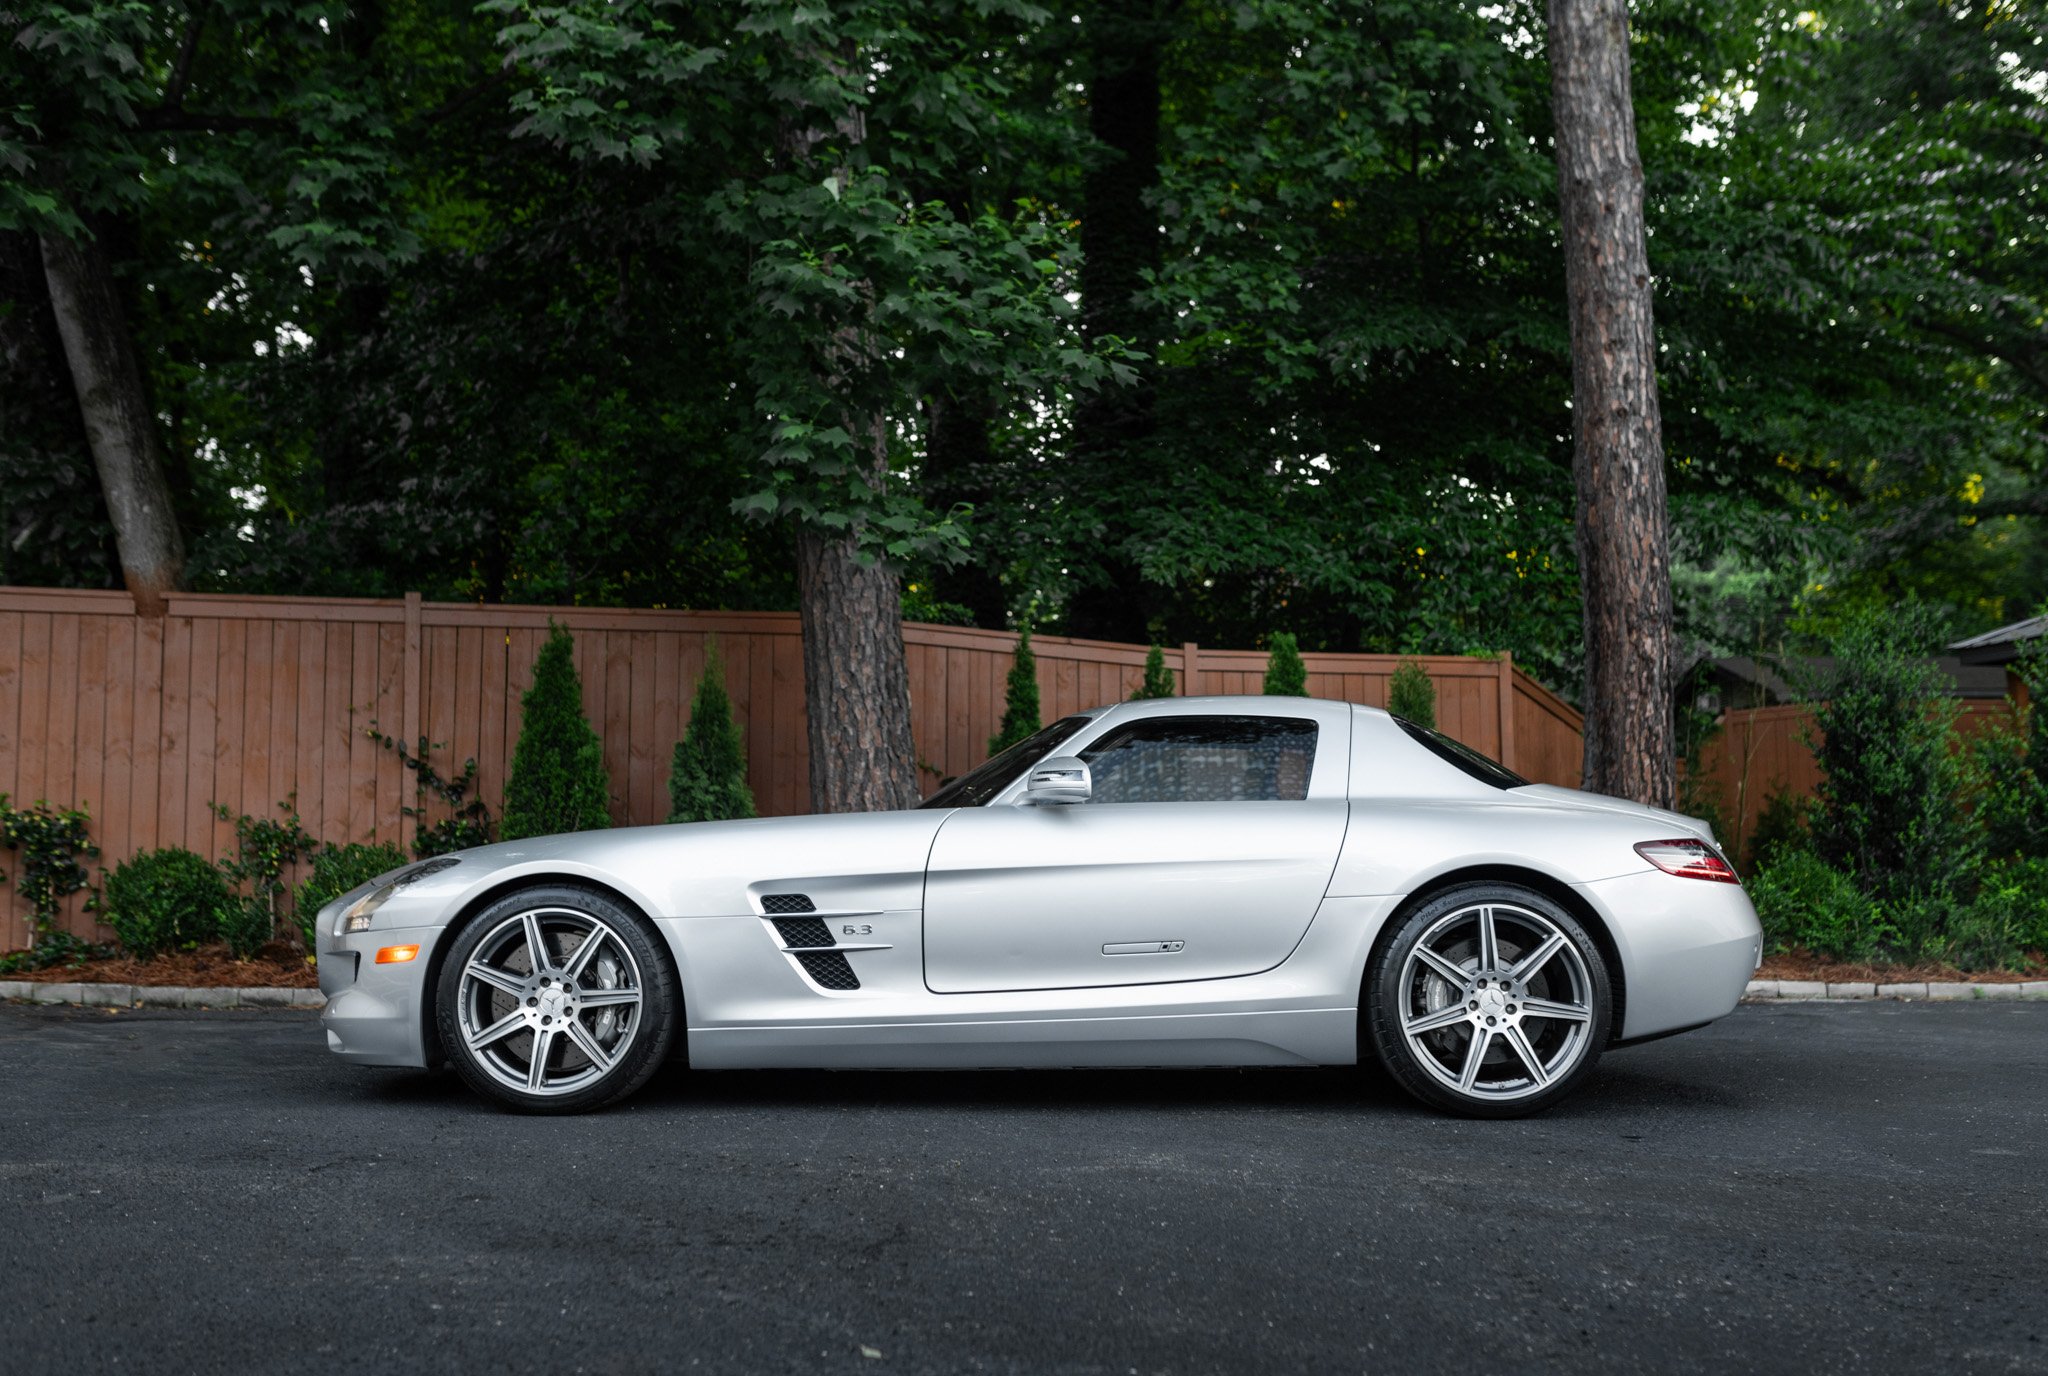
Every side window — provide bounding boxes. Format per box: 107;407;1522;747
1078;716;1319;804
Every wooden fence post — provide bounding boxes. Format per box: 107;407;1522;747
1181;642;1200;696
1498;651;1518;775
401;591;421;854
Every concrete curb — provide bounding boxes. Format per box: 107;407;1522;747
0;980;324;1009
1746;979;2048;1001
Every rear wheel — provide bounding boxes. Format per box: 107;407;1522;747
1366;883;1610;1118
435;885;678;1114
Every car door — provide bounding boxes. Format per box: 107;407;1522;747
922;704;1351;993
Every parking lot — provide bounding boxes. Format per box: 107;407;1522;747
1;999;2042;1373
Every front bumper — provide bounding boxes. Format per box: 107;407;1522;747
318;923;446;1068
1573;868;1762;1042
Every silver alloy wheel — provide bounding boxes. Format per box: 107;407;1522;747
455;906;646;1098
1397;901;1595;1103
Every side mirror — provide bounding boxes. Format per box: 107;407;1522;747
1025;756;1092;805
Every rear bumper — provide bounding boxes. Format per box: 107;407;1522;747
1573;869;1762;1041
317;924;444;1068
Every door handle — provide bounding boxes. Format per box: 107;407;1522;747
1102;940;1185;955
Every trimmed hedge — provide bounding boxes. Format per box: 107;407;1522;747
103;848;232;958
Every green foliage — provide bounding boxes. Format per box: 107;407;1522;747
1972;643;2048;861
1263;633;1307;697
367;727;494;858
209;797;316;952
293;842;408;951
989;623;1042;755
502;625;612;841
102;848;230;960
1745;789;1813;876
1981;858;2048;957
1746;851;1880;961
1388;660;1435;729
1804;607;1974;906
1131;644;1177;701
0;795;98;959
668;645;757;824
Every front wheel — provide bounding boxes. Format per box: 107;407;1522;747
435;885;679;1114
1365;883;1611;1118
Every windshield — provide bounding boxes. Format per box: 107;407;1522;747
919;716;1095;809
1395;717;1529;790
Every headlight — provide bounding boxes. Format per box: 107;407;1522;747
336;857;463;934
341;884;396;934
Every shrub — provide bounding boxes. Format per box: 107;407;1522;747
103;848;231;959
1263;632;1307;697
1131;643;1176;700
1973;710;2047;861
0;795;98;960
502;623;613;841
1973;857;2048;957
1746;850;1880;960
295;842;408;949
218;899;274;960
1388;658;1435;728
669;644;757;824
989;622;1043;754
1804;605;1974;906
1744;788;1812;875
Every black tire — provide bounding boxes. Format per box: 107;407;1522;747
1365;882;1611;1119
435;884;679;1114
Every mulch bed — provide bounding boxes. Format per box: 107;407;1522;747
1758;951;2048;984
3;942;319;988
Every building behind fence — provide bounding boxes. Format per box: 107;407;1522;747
0;586;1585;946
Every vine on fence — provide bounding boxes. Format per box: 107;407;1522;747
210;796;318;956
366;726;494;858
0;795;101;968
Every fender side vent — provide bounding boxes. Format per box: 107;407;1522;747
772;917;834;949
762;893;816;914
795;952;860;991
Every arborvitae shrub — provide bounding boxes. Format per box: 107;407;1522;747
1263;632;1308;696
501;624;613;841
1132;644;1176;700
669;644;757;823
1388;658;1435;727
103;848;231;958
989;622;1043;754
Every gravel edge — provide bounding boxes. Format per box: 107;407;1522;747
0;981;323;1009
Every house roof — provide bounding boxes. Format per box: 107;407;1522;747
1949;615;2048;666
1709;654;2012;701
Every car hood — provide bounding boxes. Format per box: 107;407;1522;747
1508;784;1718;845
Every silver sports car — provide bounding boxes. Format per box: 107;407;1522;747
317;696;1760;1118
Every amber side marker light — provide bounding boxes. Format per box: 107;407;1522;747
375;944;421;964
1635;838;1740;883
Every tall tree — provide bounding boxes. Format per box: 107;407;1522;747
39;227;186;612
1548;0;1675;805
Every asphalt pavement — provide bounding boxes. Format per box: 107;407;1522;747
0;1000;2043;1374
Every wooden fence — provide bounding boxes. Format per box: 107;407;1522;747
0;585;1583;946
1696;700;2017;862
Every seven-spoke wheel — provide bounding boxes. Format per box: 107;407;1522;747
436;886;677;1113
1367;883;1610;1117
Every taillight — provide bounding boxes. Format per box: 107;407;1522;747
1634;838;1739;883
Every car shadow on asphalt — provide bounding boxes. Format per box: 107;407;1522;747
354;1054;1757;1120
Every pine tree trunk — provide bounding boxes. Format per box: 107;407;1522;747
1547;0;1675;807
39;230;186;615
796;506;922;814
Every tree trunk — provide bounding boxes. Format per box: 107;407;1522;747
796;511;923;814
1065;0;1167;644
1547;0;1674;807
39;230;186;615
